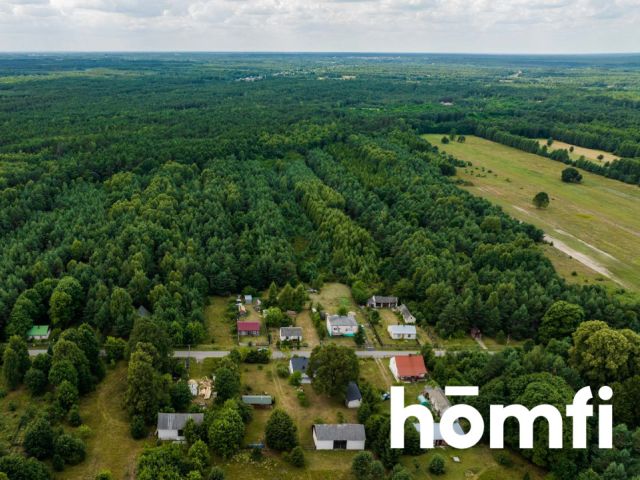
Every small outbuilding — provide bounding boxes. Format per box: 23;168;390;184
345;381;362;409
387;325;417;340
289;357;311;383
424;386;451;415
280;327;303;342
312;424;366;450
413;421;464;447
157;413;204;441
241;395;273;407
399;304;416;323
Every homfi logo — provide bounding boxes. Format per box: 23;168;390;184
390;385;613;449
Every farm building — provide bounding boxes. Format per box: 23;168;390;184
237;320;261;336
280;326;303;342
241;395;273;407
387;325;417;340
366;295;398;309
413;421;465;447
312;424;366;450
157;413;204;441
289;357;311;383
26;325;51;341
399;304;416;323
424;386;451;415
345;381;362;409
326;313;359;337
389;355;427;382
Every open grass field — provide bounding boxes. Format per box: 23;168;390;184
0;375;44;453
56;363;151;480
536;139;618;164
424;134;640;292
202;296;237;349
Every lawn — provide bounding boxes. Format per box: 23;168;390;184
372;309;426;348
0;375;44;452
56;363;151;480
202;296;237;349
536;138;618;164
424;134;640;292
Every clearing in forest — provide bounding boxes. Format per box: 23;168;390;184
424;134;640;292
536;139;618;164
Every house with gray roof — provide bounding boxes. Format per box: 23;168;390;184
289;357;311;383
367;295;398;309
312;424;366;450
279;326;303;342
387;324;417;340
157;413;204;441
399;304;416;323
326;313;359;337
413;421;464;446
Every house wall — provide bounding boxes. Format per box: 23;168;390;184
158;429;180;441
389;358;399;382
312;430;334;450
346;440;366;450
346;399;362;409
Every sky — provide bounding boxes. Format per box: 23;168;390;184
0;0;639;53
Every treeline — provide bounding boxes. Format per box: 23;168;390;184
475;124;640;185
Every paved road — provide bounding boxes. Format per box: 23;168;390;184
30;348;447;360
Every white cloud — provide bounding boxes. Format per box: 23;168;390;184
0;0;638;52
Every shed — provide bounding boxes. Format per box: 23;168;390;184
345;381;362;409
242;395;273;407
157;413;204;441
312;424;366;450
289;357;311;383
399;304;416;323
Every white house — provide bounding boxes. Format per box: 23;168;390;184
289;357;311;384
157;413;204;441
312;424;366;450
413;421;464;447
399;304;416;323
280;326;303;342
387;325;417;340
326;313;359;337
345;381;362;409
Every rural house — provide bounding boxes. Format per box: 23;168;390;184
241;395;273;407
399;304;416;323
366;295;399;309
424;386;451;415
26;325;51;341
280;326;303;342
345;381;362;409
326;313;359;337
157;413;204;442
289;357;311;383
312;424;366;450
387;325;417;340
389;355;427;382
413;421;464;447
237;320;261;336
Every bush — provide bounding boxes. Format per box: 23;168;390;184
429;454;446;475
24;368;47;396
77;425;93;440
288;446;305;467
95;470;113;480
296;390;309;407
289;371;302;387
494;451;513;467
23;417;54;459
130;415;147;439
265;409;297;451
276;364;290;378
68;405;82;427
208;467;225;480
54;433;86;466
561;167;583;183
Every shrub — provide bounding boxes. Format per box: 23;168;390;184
130;415;147;439
68;405;82;427
276;364;290;379
429;454;446;475
288;446;305;467
95;471;113;480
54;433;86;466
208;467;225;480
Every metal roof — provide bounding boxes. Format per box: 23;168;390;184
413;421;464;441
388;325;417;334
313;424;366;441
242;395;273;405
157;413;204;431
290;357;309;372
345;381;362;402
280;327;303;337
327;314;358;327
27;325;50;336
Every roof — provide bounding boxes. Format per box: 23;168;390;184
345;381;362;402
313;424;366;442
413;422;464;441
290;357;309;373
237;321;260;332
399;304;414;319
327;314;358;327
372;295;398;304
157;413;204;431
137;305;151;317
388;325;417;335
425;386;451;412
27;325;50;336
244;295;253;302
393;355;427;377
280;327;303;337
242;395;273;405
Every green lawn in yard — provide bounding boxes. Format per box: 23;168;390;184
201;296;237;349
424;134;640;292
56;363;151;480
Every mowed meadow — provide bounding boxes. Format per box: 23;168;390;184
424;134;640;292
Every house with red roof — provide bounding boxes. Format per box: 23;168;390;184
237;320;261;337
389;355;427;382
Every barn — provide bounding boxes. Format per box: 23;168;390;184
312;424;366;450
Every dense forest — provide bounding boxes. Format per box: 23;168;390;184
0;53;639;479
